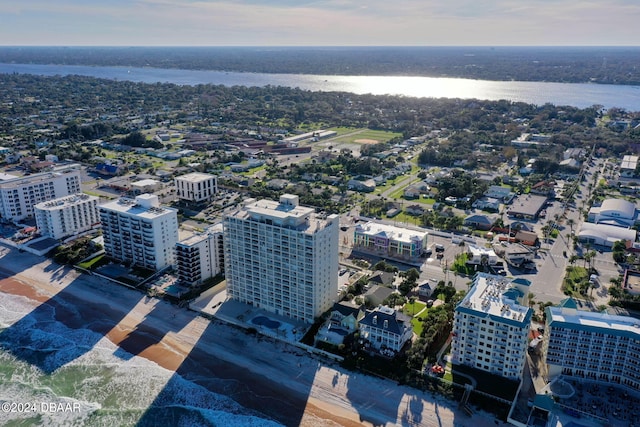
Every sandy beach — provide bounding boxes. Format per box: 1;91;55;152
0;242;505;426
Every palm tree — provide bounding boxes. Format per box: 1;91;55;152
527;292;536;309
567;218;575;235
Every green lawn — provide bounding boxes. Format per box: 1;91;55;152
387;211;422;226
404;301;427;336
326;128;402;145
77;254;106;270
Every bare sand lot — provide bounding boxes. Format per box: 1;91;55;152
354;138;380;144
0;243;505;426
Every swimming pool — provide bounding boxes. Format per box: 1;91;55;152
251;316;281;329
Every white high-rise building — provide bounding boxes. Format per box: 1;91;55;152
450;273;532;380
175;223;224;286
99;194;178;271
34;193;100;240
0;164;81;221
224;194;339;323
175;172;218;203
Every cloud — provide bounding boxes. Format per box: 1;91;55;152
0;0;639;45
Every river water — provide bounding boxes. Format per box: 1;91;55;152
2;63;640;111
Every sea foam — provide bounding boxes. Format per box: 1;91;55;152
0;291;283;426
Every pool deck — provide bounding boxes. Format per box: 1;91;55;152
211;299;308;343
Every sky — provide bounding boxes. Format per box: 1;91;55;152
2;0;639;46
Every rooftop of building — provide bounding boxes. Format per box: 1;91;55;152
359;305;412;335
547;301;640;336
175;172;217;183
621;155;639;170
100;194;177;220
0;163;80;187
131;178;160;187
354;221;428;244
35;193;97;210
177;223;223;247
507;194;548;216
229;194;336;234
457;273;531;326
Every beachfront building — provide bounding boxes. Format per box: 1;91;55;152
450;273;532;380
315;301;365;346
175;172;218;203
34;193;100;240
223;194;339;323
543;298;640;391
358;306;413;354
0;164;81;221
99;194;178;271
353;221;428;262
175;223;224;287
587;198;639;228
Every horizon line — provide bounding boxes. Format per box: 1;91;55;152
1;45;640;49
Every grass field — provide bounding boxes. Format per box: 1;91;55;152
327;128;402;145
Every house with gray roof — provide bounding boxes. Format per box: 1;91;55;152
364;285;395;307
315;301;365;346
359;306;413;354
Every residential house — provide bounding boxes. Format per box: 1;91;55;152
368;271;396;288
464;214;495;231
359;306;413;354
348;178;376;193
364;285;394;307
405;204;426;216
417;282;434;301
315;302;365;346
403;181;432;199
485;185;516;203
472;197;501;212
515;230;539;246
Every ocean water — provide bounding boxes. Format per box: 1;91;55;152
0;292;283;427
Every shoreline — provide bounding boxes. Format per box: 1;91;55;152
0;243;503;426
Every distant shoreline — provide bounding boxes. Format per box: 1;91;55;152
2;62;639;110
1;45;640;86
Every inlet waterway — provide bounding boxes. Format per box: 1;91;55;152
2;62;640;111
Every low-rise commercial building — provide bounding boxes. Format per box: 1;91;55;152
175;172;218;203
588;198;639;228
507;194;548;220
353;222;428;261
